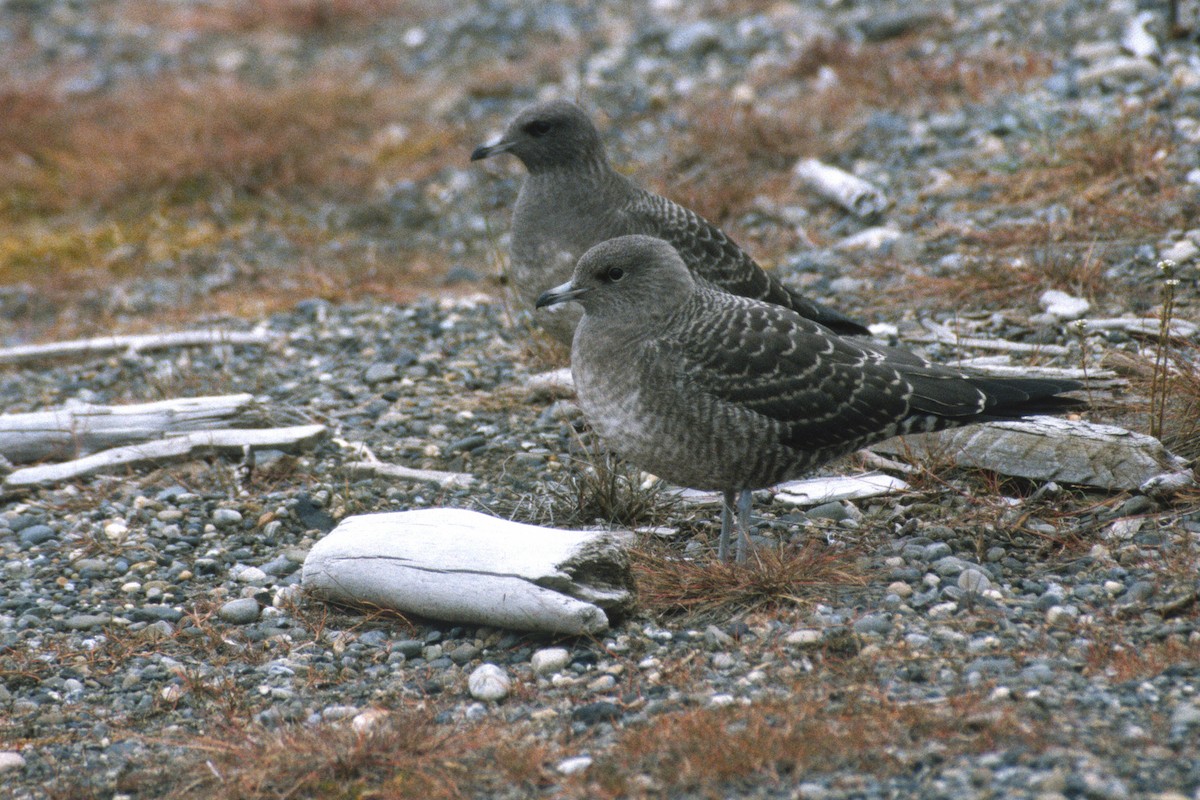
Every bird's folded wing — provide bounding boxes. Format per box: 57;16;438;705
660;299;915;451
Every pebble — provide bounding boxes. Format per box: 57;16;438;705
467;664;510;702
217;598;260;624
1039;289;1091;321
531;647;571;675
212;508;243;528
18;525;56;546
0;752;25;773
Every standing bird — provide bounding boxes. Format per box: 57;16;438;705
537;235;1084;562
472;99;869;345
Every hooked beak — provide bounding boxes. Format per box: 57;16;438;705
535;280;589;309
470;137;515;161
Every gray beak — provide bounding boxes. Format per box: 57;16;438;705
535;280;589;308
470;137;514;161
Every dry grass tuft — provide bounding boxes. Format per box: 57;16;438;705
579;684;1044;797
0;77;384;216
1084;636;1200;683
86;710;555;800
552;451;679;529
632;540;866;618
136;711;466;799
113;0;439;35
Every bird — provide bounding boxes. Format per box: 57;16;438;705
471;99;869;345
536;235;1085;562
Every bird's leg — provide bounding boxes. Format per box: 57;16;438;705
735;488;752;563
718;489;736;562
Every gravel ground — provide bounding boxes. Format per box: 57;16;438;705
2;1;1200;798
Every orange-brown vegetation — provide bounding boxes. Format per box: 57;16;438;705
632;540;867;618
578;684;1045;798
1085;635;1200;683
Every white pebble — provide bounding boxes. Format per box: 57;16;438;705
556;756;594;775
927;602;958;618
886;581;913;598
587;674;617;693
785;628;822;645
531;647;571;675
0;751;26;774
351;708;388;733
468;663;511;702
1160;238;1199;264
709;693;736;707
1039;289;1091;321
1046;605;1080;627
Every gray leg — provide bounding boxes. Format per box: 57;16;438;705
735;488;752;563
718;489;735;562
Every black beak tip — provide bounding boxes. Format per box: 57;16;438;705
534;291;556;309
469;145;491;161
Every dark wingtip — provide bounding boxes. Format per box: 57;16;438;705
826;318;873;337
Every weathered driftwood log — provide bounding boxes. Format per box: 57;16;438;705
344;461;475;489
0;328;272;367
793;158;889;218
302;509;635;636
872;417;1186;491
3;425;326;489
0;394;264;464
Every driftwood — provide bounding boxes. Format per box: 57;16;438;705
1077;317;1198;339
911;320;1071;355
774;473;910;506
344;461;475;489
3;425;326;489
794;158;889;218
302;509;635;635
0;328;273;367
525;368;575;400
0;394;264;464
873;417;1186;490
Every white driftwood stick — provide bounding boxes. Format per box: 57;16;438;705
0;394;260;464
3;425;326;489
344;461;475;489
0;328;273;367
872;417;1186;490
911;320;1071;355
302;509;635;635
794;158;889;218
774;472;910;506
525;367;576;400
1077;317;1198;339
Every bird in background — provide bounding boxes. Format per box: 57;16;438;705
537;235;1085;562
472;99;870;346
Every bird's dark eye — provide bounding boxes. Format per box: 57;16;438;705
525;120;552;137
605;266;625;282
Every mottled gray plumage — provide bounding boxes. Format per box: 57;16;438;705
473;99;868;345
537;235;1084;561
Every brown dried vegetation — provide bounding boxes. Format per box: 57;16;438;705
1085;636;1200;683
577;684;1045;798
632;540;867;618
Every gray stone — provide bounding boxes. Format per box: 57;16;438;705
217;598;261;624
19;524;56;546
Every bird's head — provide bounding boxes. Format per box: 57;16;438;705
535;235;696;318
470;99;606;173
